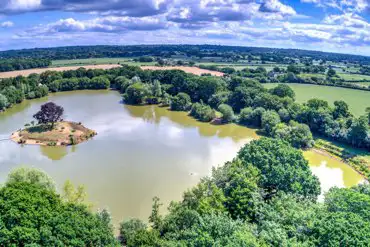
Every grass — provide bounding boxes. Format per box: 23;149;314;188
264;83;370;116
337;73;370;82
52;58;156;67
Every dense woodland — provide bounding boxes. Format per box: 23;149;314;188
0;58;51;72
2;45;370;65
2;139;369;246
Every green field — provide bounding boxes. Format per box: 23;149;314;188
264;83;370;116
337;73;370;82
52;58;155;67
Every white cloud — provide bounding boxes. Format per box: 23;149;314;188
0;21;14;28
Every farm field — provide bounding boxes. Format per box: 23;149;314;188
0;65;223;78
52;57;155;67
264;83;370;116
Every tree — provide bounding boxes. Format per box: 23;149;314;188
333;100;350;119
119;219;147;245
365;107;370;124
261;110;281;135
237;138;320;200
327;68;336;77
33;102;64;129
347;116;369;148
307;98;329;109
0;170;118;246
170;92;192;111
0;93;8;110
218;104;235;123
123;82;150;104
269;84;295;99
6;167;56;191
190;102;216;122
272;121;314;148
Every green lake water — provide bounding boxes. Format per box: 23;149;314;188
0;90;363;227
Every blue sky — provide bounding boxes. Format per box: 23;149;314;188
0;0;369;55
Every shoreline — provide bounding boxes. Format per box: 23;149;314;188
11;121;97;146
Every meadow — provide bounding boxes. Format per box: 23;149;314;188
264;83;370;116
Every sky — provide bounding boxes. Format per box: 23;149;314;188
0;0;370;55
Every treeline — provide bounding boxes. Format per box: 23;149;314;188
0;58;51;72
3;139;370;246
2;45;370;65
1;65;369;152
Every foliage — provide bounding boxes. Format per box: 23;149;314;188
238;138;321;200
190;102;216;122
218;104;235;123
261;110;281;135
170;92;192;111
119;219;147;245
33;102;64;128
6;166;56;191
269;84;295;99
0;93;9;110
123;82;150;104
272;121;314;148
0;168;118;246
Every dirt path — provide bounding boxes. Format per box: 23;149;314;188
0;65;224;78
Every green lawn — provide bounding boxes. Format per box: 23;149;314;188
52;58;156;67
264;83;370;116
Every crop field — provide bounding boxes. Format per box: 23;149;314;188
264;83;370;116
52;58;156;67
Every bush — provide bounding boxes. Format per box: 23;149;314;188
170;92;192;111
272;121;314;148
124;82;150;104
190;103;216;122
0;93;9;110
240;107;266;127
261;110;281;135
218;104;235;123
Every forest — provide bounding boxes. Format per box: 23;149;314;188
0;58;51;72
2;44;370;65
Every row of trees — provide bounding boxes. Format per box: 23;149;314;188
1;65;369;150
0;58;51;72
118;138;370;246
4;139;369;246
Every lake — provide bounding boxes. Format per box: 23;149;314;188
0;90;363;227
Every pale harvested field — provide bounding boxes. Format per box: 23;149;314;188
0;65;224;79
141;66;224;76
0;64;121;78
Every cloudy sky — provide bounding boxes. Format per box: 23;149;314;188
0;0;369;55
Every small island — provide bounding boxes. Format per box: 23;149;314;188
11;102;96;146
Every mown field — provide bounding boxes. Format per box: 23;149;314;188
52;58;156;67
264;83;370;116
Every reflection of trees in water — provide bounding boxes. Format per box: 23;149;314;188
124;105;258;142
40;145;77;161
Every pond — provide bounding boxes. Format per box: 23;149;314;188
0;90;363;227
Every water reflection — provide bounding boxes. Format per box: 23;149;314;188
40;145;77;161
0;90;366;227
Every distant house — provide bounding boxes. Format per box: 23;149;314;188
267;71;284;78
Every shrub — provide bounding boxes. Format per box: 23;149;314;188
218;104;235;123
170;93;192;111
190;102;216;122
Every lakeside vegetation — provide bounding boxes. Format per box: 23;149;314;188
0;64;369;175
2;138;370;246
